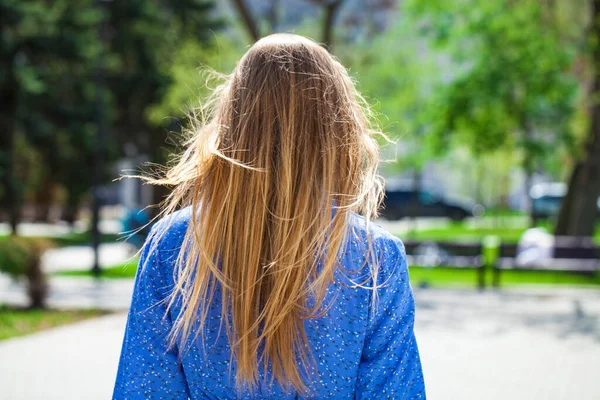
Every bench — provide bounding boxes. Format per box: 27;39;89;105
492;236;600;288
403;240;486;289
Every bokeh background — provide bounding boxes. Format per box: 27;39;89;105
0;0;599;399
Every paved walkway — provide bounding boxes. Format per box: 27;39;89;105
0;220;122;237
1;286;599;399
416;287;600;400
42;242;136;273
0;274;134;310
0;313;126;400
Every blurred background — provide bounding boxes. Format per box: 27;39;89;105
0;0;599;399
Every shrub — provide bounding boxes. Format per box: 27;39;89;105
0;237;54;309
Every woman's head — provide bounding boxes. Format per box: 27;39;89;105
153;33;384;394
212;33;381;210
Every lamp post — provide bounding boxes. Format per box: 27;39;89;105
91;1;109;278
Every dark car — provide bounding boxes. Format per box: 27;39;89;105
380;189;476;221
531;182;600;220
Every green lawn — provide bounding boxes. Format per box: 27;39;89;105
49;218;600;288
479;207;527;217
400;220;600;287
54;259;139;279
408;266;600;288
402;224;527;243
51;231;121;247
53;255;600;289
0;231;121;247
399;220;600;244
0;305;110;341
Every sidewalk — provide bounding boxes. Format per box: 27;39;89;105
42;242;136;273
0;274;134;311
0;286;599;399
0;313;126;400
416;287;600;400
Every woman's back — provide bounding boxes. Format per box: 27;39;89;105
113;33;425;399
114;208;424;399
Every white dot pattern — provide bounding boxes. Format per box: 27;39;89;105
113;208;426;399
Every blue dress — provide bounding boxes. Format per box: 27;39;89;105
113;208;426;399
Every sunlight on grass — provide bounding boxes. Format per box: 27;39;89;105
0;305;110;341
408;266;600;288
396;219;600;244
54;259;139;279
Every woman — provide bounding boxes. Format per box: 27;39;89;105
114;33;425;399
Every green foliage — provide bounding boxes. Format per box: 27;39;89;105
103;0;224;158
342;15;444;174
147;35;243;126
0;236;53;308
0;0;224;218
0;236;52;278
407;0;578;169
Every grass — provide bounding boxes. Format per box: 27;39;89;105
0;305;110;341
50;231;121;247
408;266;600;288
49;218;600;288
399;220;600;244
0;231;121;247
403;224;527;243
54;259;139;279
401;220;600;287
479;207;527;217
53;253;600;289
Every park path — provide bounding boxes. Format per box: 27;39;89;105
41;242;135;273
416;287;600;400
0;313;125;400
1;286;599;399
0;274;134;310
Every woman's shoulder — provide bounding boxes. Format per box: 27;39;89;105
345;213;408;280
347;212;406;255
146;206;192;256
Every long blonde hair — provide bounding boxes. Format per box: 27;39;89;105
148;33;384;393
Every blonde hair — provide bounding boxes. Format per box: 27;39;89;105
148;33;384;394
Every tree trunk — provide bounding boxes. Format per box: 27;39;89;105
267;0;279;33
26;257;47;310
322;0;343;51
0;65;19;235
34;179;54;222
555;0;600;237
409;168;422;234
230;0;261;42
523;162;535;227
62;190;80;227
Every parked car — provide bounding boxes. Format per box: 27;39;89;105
380;189;478;221
531;182;600;220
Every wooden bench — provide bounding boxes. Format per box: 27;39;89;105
403;240;486;289
492;236;600;288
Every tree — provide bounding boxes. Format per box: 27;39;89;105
555;0;600;236
0;0;102;232
409;0;577;220
0;0;224;229
102;0;223;210
343;13;441;186
230;0;347;49
0;237;53;309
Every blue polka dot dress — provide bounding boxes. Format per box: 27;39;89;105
113;208;426;399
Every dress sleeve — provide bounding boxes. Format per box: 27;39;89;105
113;234;190;399
355;237;426;399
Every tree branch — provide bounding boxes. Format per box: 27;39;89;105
322;0;343;50
230;0;261;42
